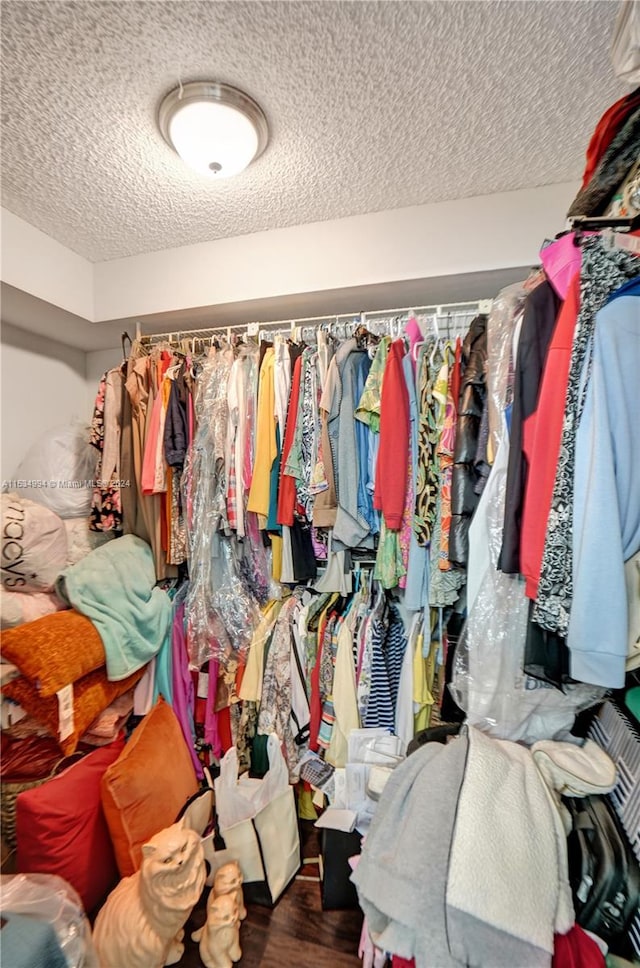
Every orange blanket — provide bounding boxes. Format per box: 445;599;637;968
3;666;144;755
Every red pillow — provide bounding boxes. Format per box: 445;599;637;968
16;734;125;914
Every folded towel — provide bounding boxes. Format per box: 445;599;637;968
447;726;570;967
56;535;171;681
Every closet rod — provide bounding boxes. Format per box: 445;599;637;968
137;300;489;345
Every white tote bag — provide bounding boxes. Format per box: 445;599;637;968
214;735;301;906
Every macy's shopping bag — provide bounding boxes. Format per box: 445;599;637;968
214;734;300;906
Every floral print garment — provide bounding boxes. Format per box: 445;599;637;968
414;342;445;546
438;343;457;571
89;373;123;533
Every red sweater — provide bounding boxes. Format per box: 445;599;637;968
581;88;640;189
520;273;580;600
374;339;409;530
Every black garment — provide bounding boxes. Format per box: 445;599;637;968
290;517;317;582
523;601;571;691
499;281;561;574
449;314;488;568
163;365;189;468
439;609;467;724
568;106;640;217
473;398;491;498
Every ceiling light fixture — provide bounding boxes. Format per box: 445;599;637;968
158;81;268;179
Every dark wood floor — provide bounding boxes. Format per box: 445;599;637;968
179;822;364;968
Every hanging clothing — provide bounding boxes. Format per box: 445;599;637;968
568;105;640;217
403;351;430;611
414;341;445;546
374;340;409;531
247;348;276;519
520;274;581;602
89;371;124;534
278;353;304;527
257;595;299;773
327;340;373;549
449;315;487;568
568;281;640;687
534;238;640;637
499;281;562;575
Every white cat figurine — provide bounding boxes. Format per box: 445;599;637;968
212;861;247;921
191;892;242;968
93;818;206;968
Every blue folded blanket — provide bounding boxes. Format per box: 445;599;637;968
0;912;68;968
56;535;172;681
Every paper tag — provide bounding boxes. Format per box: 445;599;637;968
246;322;259;336
197;671;209;698
57;684;74;741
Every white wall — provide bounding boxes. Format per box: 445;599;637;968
1;210;94;321
1;323;89;478
85;347;121;411
1;182;577;338
93;182;577;321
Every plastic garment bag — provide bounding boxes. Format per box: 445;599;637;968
451;420;604;744
183;350;261;668
0;873;98;968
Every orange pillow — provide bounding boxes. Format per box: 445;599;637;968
2;666;143;755
100;697;199;877
0;609;105;696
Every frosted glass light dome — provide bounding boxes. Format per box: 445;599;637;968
158;82;268;179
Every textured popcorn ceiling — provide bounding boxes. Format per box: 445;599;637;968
1;0;626;263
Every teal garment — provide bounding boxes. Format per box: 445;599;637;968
266;424;282;534
625;686;640;724
56;534;172;681
152;622;173;706
403;351;430;611
1;912;68;968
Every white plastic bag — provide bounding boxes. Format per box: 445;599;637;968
1;493;68;592
214;733;289;831
0;872;98;967
611;0;640;85
12;422;97;519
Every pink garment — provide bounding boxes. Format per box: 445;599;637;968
540;232;594;300
404;316;422;375
349;852;386;968
204;658;222;761
141;390;164;495
358;921;386;968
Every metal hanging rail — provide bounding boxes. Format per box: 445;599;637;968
136;299;493;347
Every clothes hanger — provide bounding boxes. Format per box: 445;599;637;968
121;331;132;363
571;213;640;246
